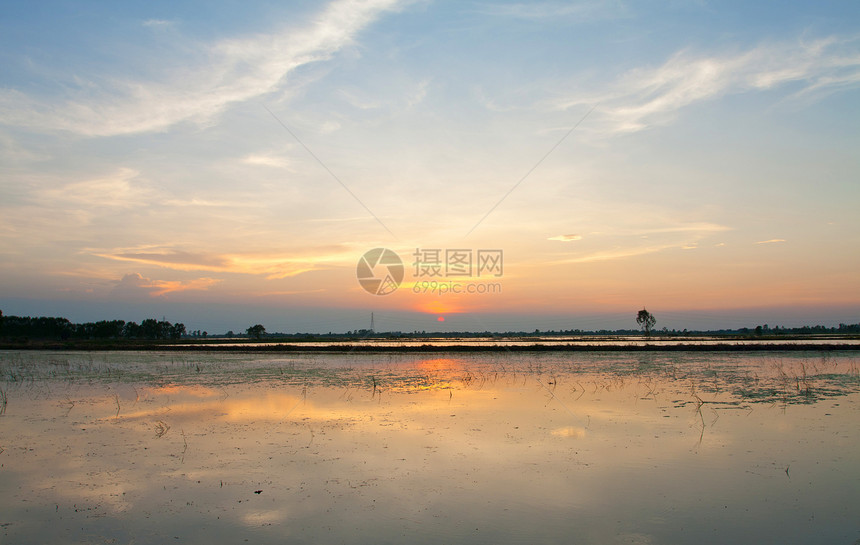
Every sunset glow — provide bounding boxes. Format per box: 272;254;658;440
1;1;858;332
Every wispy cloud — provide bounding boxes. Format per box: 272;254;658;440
406;79;430;108
552;36;860;134
0;130;45;163
37;168;149;208
544;217;730;264
550;242;681;264
112;272;221;297
756;238;786;244
629;222;731;236
338;88;383;110
476;1;627;22
142;19;174;28
0;0;404;136
242;153;294;169
93;245;356;279
548;234;582;242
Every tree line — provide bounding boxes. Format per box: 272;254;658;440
0;311;185;340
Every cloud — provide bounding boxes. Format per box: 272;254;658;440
37;168;148;208
258;289;327;296
406;79;430;108
551;243;680;264
242;153;293;169
756;238;786;244
94;245;354;279
0;130;45;163
544;217;730;264
142;19;174;28
0;0;405;136
112;272;221;298
476;1;626;22
552;36;860;134
338;89;382;110
634;222;731;235
548;234;582;242
162;197;263;208
320;120;342;134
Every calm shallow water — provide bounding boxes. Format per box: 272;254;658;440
178;336;860;347
1;350;859;544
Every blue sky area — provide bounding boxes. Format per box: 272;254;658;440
1;1;858;333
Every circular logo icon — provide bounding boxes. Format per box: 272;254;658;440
357;248;404;296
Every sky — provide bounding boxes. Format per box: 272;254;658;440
1;0;859;333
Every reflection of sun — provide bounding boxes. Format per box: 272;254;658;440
373;358;467;393
143;384;218;398
416;358;463;372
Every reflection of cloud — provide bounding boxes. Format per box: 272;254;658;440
548;234;582;242
0;0;405;136
143;384;220;398
756;238;786;244
118;392;311;422
551;426;586;438
243;510;289;526
112;272;221;298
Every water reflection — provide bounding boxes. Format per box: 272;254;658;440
0;351;858;544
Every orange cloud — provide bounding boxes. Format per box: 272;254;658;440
416;300;465;315
548;234;582;242
112;272;221;297
93;245;354;279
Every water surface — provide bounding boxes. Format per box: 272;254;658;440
1;350;858;544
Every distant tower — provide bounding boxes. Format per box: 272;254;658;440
370;312;375;333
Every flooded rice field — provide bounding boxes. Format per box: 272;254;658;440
1;350;859;544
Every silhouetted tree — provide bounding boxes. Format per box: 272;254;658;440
636;308;656;336
169;323;186;340
247;324;266;340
